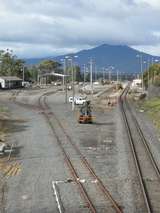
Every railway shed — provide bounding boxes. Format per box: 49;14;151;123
0;76;22;89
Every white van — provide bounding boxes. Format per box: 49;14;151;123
75;97;86;105
68;96;86;105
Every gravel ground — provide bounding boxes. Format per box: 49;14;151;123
46;89;146;212
124;100;160;212
116;105;146;213
131;100;160;170
0;97;84;213
1;87;160;212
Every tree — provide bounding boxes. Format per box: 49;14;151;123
75;66;82;82
85;72;90;82
66;65;82;82
39;60;61;74
27;65;39;82
0;49;25;77
38;59;62;83
143;64;160;87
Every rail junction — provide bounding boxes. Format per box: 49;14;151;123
120;86;160;213
1;84;160;213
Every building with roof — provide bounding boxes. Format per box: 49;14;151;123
131;78;142;88
0;76;23;89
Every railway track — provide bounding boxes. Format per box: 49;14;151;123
12;88;59;111
0;182;6;213
38;93;122;213
11;88;122;212
120;86;160;213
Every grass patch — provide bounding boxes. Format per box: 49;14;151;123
139;98;160;130
0;106;8;113
143;98;160;110
0;105;9;142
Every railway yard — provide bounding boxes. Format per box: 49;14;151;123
0;83;160;213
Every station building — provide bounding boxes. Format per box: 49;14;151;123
0;76;23;89
131;79;142;88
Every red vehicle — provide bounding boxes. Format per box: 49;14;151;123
78;100;93;124
78;114;93;124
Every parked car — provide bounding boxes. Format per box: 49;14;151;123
52;81;62;86
75;97;86;105
68;96;86;105
22;81;31;88
68;85;72;90
0;143;5;154
68;96;74;103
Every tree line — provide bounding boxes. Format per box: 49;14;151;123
143;63;160;88
0;49;83;83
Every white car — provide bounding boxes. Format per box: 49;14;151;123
22;81;31;88
68;96;74;103
75;97;86;105
68;96;86;105
68;85;72;90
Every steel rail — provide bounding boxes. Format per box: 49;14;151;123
125;98;160;180
0;183;5;213
42;93;123;213
13;89;123;213
39;95;97;213
13;90;96;211
119;87;152;213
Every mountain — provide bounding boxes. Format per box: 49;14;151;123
25;44;160;73
25;57;52;65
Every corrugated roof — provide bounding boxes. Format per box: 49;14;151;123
0;76;22;81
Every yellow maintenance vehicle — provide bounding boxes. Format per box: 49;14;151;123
78;101;93;124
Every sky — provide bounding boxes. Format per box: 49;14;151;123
0;0;160;58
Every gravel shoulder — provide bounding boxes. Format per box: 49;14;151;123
130;99;160;172
46;89;146;212
0;89;93;213
3;102;66;213
1;87;159;212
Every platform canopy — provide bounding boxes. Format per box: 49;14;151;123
39;72;70;78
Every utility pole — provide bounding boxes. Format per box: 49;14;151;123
117;69;119;83
64;58;68;104
116;69;119;90
83;64;86;85
109;69;111;82
61;57;69;104
136;54;144;91
22;66;25;82
89;59;93;95
69;55;78;110
147;59;150;88
37;69;40;85
70;59;75;110
102;67;105;81
95;65;97;81
140;55;144;91
153;70;156;84
60;59;65;92
62;60;65;92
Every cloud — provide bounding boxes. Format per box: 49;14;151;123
0;0;160;57
134;0;160;8
132;44;160;56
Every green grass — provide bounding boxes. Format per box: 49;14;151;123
143;98;160;109
139;98;160;130
0;106;9;113
0;106;9;142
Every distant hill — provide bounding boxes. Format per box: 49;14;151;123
25;57;51;65
25;44;160;74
